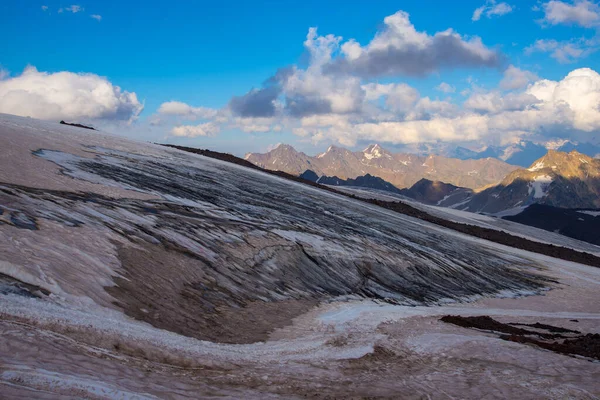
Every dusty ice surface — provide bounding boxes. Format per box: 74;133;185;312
334;185;600;256
0;114;599;399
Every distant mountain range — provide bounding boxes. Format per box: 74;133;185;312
396;140;600;168
246;144;518;190
460;150;600;213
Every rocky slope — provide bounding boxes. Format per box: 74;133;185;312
245;143;518;189
462;150;600;213
504;204;600;246
300;169;401;193
398;178;473;206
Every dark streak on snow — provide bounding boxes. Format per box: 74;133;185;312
0;148;557;342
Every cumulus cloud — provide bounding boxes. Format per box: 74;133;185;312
171;122;220;138
233;117;283;133
291;68;600;146
407;97;459;120
500;65;539;90
224;10;503;121
435;82;456;93
363;83;420;113
229;86;281;117
540;0;600;27
160;9;600;147
472;1;514;21
527;68;600;131
41;5;48;11
91;14;102;21
228;67;293;118
325;11;505;78
281;31;366;117
0;66;143;121
464;91;540;113
158;101;218;120
525;38;598;62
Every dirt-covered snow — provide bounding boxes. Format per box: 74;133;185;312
1;114;599;399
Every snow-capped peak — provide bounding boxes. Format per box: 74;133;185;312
527;161;545;172
317;145;334;158
363;144;384;160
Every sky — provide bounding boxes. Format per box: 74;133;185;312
1;0;600;156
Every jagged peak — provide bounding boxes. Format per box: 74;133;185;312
519;149;597;178
273;143;295;151
363;143;391;160
363;143;382;152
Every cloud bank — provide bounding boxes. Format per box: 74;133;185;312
0;66;143;122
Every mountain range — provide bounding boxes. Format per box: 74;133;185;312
395;140;600;167
246;144;518;190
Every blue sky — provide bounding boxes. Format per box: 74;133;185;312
1;1;600;155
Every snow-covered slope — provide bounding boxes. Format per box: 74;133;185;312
332;185;600;256
1;114;600;398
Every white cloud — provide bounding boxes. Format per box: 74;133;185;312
326;10;504;78
500;65;539;90
435;82;456;93
171;122;220;138
65;5;83;13
91;14;102;21
0;66;143;122
362;83;420;113
226;10;502;121
472;1;514;21
472;6;486;21
465;91;540;113
281;30;366;116
0;67;8;81
41;5;48;11
158;101;218;120
527;68;600;131
540;0;600;27
233;117;281;133
290;68;600;146
407;97;459;120
525;38;599;63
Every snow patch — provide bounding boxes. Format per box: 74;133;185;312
528;175;552;198
528;162;545;172
578;210;600;217
363;144;384;160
